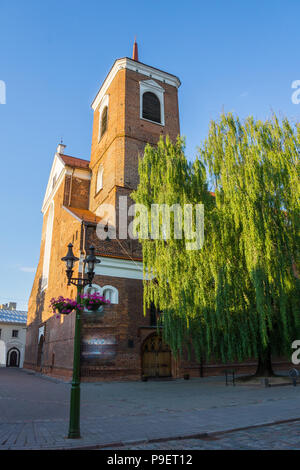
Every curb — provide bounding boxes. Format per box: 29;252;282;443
46;416;300;450
18;368;70;384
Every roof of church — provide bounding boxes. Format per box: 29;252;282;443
91;57;181;110
59;154;90;170
64;206;101;223
125;57;180;81
0;310;27;324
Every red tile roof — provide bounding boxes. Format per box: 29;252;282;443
65;206;101;223
59;154;90;169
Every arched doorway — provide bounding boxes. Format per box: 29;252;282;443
142;333;172;378
7;348;20;367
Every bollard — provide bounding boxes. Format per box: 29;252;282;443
261;378;270;387
288;368;299;387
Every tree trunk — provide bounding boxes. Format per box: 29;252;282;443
255;346;274;377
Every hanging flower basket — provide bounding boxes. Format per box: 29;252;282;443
81;292;111;311
50;296;82;315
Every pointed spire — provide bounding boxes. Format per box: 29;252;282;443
132;37;138;61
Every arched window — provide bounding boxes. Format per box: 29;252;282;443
102;285;118;304
100;106;108;138
142;92;161;123
83;284;118;304
96;165;103;193
98;95;109;141
42;202;54;290
84;283;101;296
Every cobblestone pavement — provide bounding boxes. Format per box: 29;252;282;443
102;421;300;450
0;368;299;449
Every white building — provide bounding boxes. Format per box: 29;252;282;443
0;309;27;367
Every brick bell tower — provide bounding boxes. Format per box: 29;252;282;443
76;42;182;381
89;40;181;225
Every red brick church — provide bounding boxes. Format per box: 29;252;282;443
24;42;289;380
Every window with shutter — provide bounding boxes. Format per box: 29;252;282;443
103;288;113;302
96;165;103;193
100;106;108;137
102;285;118;304
142;92;161;123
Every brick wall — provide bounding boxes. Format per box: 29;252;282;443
63;174;90;210
24;175;83;373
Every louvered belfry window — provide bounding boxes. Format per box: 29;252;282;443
142;92;161;123
101;106;108;137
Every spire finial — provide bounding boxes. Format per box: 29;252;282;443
132;37;138;61
57;139;66;155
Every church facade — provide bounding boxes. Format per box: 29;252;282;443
24;43;290;381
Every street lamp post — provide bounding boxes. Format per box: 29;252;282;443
61;243;100;439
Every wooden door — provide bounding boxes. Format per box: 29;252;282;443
142;334;171;378
158;351;171;377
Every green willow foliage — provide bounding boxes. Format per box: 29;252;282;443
132;115;300;364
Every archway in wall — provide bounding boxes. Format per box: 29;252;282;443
7;348;20;367
142;333;172;378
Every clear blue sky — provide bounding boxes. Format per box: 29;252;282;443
0;0;299;311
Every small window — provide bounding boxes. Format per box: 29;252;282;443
100;106;108;138
96;165;103;193
12;330;18;338
150;302;157;326
86;285;101;296
102;285;118;304
142;92;161;123
103;288;113;302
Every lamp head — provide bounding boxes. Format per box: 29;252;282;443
61;243;79;283
84;245;100;285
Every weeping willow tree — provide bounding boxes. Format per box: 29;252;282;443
132;114;300;376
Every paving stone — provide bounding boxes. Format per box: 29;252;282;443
105;421;300;450
0;368;299;449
